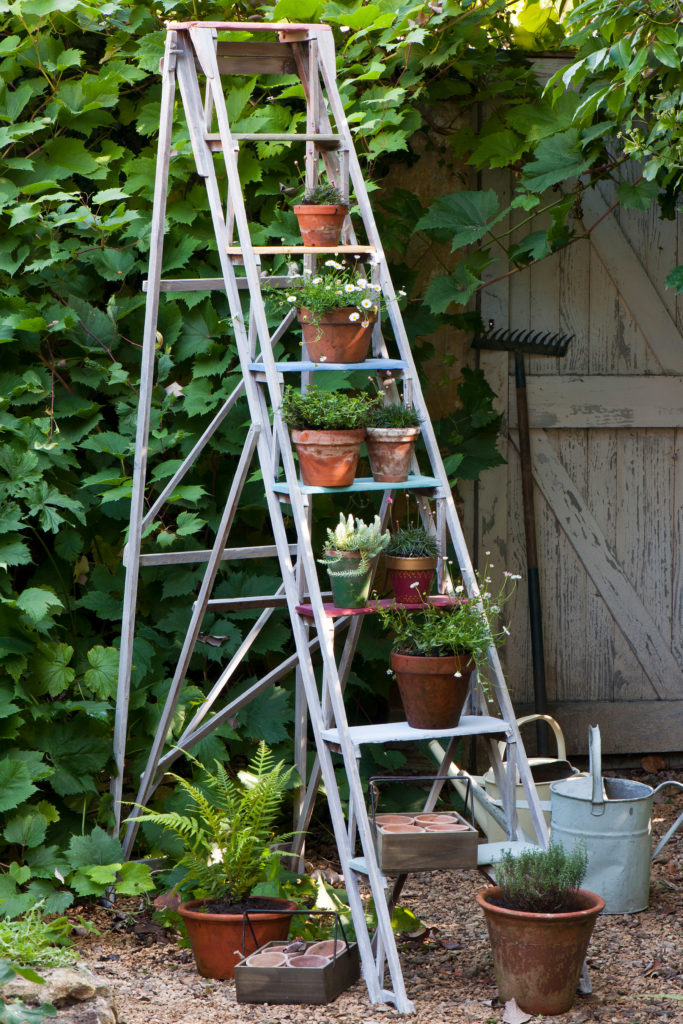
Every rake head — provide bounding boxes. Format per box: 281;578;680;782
472;327;572;358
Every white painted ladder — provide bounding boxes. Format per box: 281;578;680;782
114;22;547;1013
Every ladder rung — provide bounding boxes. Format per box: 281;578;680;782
206;132;342;152
227;244;377;256
248;358;408;374
138;544;295;566
272;474;441;496
322;717;509;754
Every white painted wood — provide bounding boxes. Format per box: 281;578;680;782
507;376;683;429
321;716;509;754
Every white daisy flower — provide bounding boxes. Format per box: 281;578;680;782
320;356;327;362
286;295;297;303
361;321;369;328
453;671;462;678
325;259;342;269
398;289;406;296
313;277;322;284
357;278;368;287
455;585;464;594
361;298;372;309
344;283;356;293
349;312;360;321
373;284;381;292
511;574;522;580
502;625;510;635
410;581;420;589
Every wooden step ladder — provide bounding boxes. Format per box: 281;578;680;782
113;22;548;1013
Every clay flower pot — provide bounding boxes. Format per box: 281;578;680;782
365;426;420;482
476;886;605;1016
323;549;375;608
293;203;347;246
291;428;364;487
390;650;473;729
384;554;437;603
297;307;376;364
177;897;297;980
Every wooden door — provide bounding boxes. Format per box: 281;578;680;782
476;175;683;755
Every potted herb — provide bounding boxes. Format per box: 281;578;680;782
384;522;438;603
281;385;377;487
272;263;381;363
129;743;298;980
476;842;604;1015
293;182;348;246
365;401;421;482
319;513;390;608
377;572;515;728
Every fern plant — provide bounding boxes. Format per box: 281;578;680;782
129;743;295;903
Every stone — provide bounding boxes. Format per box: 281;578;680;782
2;965;117;1023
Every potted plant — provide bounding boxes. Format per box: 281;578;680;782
293;182;348;246
365;401;421;482
377;571;516;728
476;842;605;1015
319;513;390;608
281;385;376;487
384;522;438;603
272;263;381;363
129;743;298;980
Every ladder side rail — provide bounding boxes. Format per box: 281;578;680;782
112;31;179;831
317;34;548;846
122;425;259;857
176;33;405;1007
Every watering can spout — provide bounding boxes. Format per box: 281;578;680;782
588;725;605;816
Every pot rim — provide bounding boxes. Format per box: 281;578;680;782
476;886;605;921
391;649;474;667
290;427;366;441
293;203;348;214
384;554;438;570
177;896;298;923
297;306;378;324
366;426;420;439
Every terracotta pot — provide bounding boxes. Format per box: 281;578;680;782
384;554;437;603
476;886;605;1015
293;203;347;246
297;307;376;363
177;897;297;980
365;425;420;482
390;650;473;729
291;428;364;487
324;549;375;608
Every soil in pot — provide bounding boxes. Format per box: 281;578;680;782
177;896;297;981
390;650;473;729
476;886;605;1016
384;554;437;603
298;307;376;364
293;203;347;246
291;428;364;487
365;426;420;482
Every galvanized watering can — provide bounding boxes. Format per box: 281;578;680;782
550;726;683;914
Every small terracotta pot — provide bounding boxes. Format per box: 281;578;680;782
293;203;347;246
246;951;288;968
476;886;605;1015
291;428;364;487
288;954;330;968
414;813;458;825
380;824;425;833
365;425;420;482
297;307;376;364
390;650;473;729
308;939;348;958
374;813;414;825
178;897;297;980
384;554;437;603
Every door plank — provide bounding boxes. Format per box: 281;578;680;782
507;375;683;429
518;699;683;755
509;430;681;699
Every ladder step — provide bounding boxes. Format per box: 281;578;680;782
296;595;459;619
249;358;408;374
348;856;387;884
147;277;293;293
202;592;332;611
272;474;441;496
206;132;342;152
322;717;510;754
477;841;539;866
227;244;377;256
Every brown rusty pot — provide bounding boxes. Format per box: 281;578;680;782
384;554;437;603
476;886;605;1016
293;203;347;246
365;426;420;482
291;428;364;486
390;650;473;729
178;897;297;980
298;307;376;364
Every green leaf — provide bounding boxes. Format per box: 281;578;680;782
3;810;48;848
521;130;592;193
617;179;659;211
115;861;155;895
83;645;118;699
0;758;37;812
416;190;503;250
665;265;683;293
32;643;75;696
652;41;679;69
16;588;64;625
66;826;122;869
0;537;32;568
470;130;523;170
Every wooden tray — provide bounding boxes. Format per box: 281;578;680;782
373;809;478;872
235;940;360;1004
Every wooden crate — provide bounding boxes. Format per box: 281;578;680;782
373;810;478;872
235;940;360;1004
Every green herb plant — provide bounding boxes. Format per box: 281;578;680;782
281;385;377;431
300;183;346;206
368;404;420;429
494;841;588;913
129;743;295;904
319;514;390;576
0;905;82;969
386;523;438;559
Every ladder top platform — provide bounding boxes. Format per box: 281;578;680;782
296;595;460;618
322;716;510;753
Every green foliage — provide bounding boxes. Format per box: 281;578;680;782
281;385;376;429
386;524;438;559
129;742;295;903
320;513;390;576
300;183;346;205
436;369;506;483
494;841;588;913
268;263;383;324
0;961;56;1024
0;906;76;969
367;403;420;428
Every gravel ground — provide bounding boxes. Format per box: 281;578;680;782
74;770;683;1024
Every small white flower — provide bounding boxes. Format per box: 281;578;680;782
361;298;373;309
357;278;368;287
483;591;491;598
340;24;350;32
386;668;394;676
455;585;464;594
502;625;510;635
491;604;500;613
442;555;448;561
325;285;331;291
286;295;297;303
398;289;406;296
454;671;462;678
320;356;327;362
410;581;420;589
349;312;360;321
361;320;369;328
485;550;491;555
313;277;323;284
373;284;381;292
335;289;343;295
484;577;491;583
511;574;522;580
325;259;343;269
303;268;312;275
344;283;356;293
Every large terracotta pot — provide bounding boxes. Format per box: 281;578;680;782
365;426;420;482
384;554;437;603
291;428;364;487
298;307;376;363
324;549;375;608
293;203;347;246
476;886;605;1015
178;897;297;980
390;650;473;729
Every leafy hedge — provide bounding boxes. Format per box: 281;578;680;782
0;0;547;909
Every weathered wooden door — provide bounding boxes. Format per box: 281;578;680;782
476;175;683;755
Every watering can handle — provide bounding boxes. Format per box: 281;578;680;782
589;725;605;816
497;714;567;760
